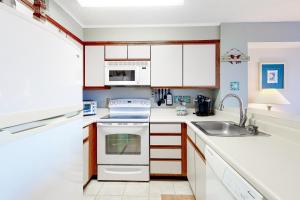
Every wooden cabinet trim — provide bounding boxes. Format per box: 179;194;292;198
88;123;97;178
150;145;182;149
151;86;219;89
150;158;182;162
19;0;84;45
150;133;182;136
104;58;151;61
150;174;184;177
181;123;187;177
83;86;111;90
84;40;220;46
215;42;221;88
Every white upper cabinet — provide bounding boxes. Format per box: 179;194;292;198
85;46;105;87
151;45;183;87
183;44;216;87
128;45;150;59
105;45;127;59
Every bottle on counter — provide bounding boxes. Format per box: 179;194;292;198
166;89;173;106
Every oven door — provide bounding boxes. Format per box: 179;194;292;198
105;66;139;86
97;123;149;165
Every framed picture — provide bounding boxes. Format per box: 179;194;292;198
260;63;284;89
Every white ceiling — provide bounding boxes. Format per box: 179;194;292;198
54;0;300;28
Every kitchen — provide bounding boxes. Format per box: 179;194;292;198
1;0;300;200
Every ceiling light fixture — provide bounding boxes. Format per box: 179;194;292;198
77;0;184;7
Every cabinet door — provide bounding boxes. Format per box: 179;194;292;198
183;44;216;87
195;151;206;200
105;45;127;59
187;140;196;194
128;45;150;59
83;140;89;185
85;46;105;87
151;45;183;87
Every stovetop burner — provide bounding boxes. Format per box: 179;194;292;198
98;99;151;123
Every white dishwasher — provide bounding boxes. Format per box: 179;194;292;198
205;146;264;200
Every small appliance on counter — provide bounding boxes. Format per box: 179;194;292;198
194;95;214;116
83;100;97;116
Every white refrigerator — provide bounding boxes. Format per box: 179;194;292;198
0;4;83;200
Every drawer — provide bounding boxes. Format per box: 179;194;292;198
150;136;181;146
83;127;89;140
150;149;182;159
150;161;182;174
98;165;149;181
150;123;181;134
196;134;206;155
187;127;196;143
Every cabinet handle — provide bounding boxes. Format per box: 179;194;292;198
247;191;256;199
0;110;81;134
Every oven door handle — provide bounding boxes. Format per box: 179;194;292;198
97;123;149;127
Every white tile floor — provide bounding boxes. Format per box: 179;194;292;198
84;180;193;200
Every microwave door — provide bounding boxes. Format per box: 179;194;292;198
105;66;138;86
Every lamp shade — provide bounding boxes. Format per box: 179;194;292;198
254;89;290;105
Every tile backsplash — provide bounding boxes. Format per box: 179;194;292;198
83;87;218;108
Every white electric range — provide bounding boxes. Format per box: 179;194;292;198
97;99;151;181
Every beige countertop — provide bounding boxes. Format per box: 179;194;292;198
84;108;300;200
82;108;109;128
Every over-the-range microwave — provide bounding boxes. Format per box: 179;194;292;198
104;61;150;86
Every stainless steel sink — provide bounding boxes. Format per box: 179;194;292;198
192;121;268;137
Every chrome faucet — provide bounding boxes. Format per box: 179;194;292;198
219;93;248;127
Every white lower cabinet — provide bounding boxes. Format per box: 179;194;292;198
187;127;206;200
195;151;206;200
187;139;196;194
150;149;182;159
83;140;89;185
150;161;182;174
150;135;181;145
150;123;183;176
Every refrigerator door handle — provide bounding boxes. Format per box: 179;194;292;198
0;110;82;135
65;110;82;119
0;121;48;135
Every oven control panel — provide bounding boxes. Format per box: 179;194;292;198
109;99;151;108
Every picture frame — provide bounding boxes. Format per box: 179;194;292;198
259;63;285;89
